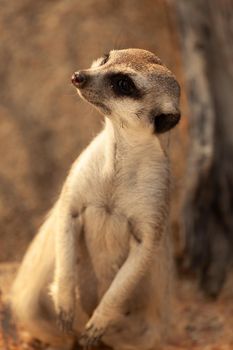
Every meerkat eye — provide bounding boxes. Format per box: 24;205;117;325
109;73;142;99
100;53;110;66
118;79;132;94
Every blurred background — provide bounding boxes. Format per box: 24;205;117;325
0;0;189;262
0;0;233;348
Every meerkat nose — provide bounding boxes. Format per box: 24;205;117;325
71;71;87;88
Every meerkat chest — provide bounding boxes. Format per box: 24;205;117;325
82;153;166;236
79;143;168;223
82;174;130;249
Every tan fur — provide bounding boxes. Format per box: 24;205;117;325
11;49;180;350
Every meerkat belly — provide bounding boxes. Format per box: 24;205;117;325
76;203;130;306
85;205;129;279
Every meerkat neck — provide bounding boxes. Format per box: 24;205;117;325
102;117;162;177
102;118;117;177
104;117;158;149
103;117;134;165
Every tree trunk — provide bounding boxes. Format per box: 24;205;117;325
175;0;233;297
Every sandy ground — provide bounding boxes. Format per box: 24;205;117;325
0;263;233;350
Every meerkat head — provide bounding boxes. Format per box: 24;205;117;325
72;48;180;134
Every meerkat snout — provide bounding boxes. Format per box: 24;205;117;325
71;71;88;88
72;48;181;133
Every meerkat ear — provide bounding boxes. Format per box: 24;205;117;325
152;112;180;133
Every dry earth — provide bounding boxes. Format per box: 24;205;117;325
0;263;233;350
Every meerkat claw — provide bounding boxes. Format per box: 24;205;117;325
79;324;105;348
57;308;74;333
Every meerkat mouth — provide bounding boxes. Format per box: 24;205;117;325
78;89;111;115
92;101;111;115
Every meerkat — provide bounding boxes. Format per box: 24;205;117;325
11;48;180;350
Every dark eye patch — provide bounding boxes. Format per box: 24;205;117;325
107;73;143;99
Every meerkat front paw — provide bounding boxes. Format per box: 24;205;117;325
79;309;122;347
50;282;75;333
79;323;106;348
